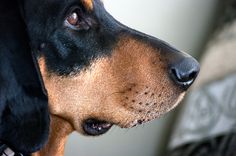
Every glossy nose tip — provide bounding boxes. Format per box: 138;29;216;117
170;57;200;89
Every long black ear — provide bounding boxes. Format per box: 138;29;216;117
0;0;50;154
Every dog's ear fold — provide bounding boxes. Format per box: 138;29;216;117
0;1;50;154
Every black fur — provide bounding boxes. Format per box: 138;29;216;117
0;0;50;154
19;0;188;77
19;0;119;76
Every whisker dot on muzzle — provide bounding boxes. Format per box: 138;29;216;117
123;103;127;107
138;120;143;124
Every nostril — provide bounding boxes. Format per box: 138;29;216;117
169;57;200;89
171;68;182;81
171;68;198;83
170;68;197;89
189;71;198;81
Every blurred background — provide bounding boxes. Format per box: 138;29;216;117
65;0;223;155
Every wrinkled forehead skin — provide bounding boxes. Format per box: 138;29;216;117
19;0;189;133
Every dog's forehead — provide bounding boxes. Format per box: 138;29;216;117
21;0;104;27
23;0;98;11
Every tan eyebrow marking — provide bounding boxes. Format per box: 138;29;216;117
82;0;93;11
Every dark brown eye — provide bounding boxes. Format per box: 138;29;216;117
66;12;79;26
65;8;93;30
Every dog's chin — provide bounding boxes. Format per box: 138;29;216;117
82;119;113;136
81;96;185;136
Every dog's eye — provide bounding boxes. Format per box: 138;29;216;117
65;8;91;30
65;10;81;28
67;12;79;26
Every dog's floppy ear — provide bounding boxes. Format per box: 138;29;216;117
0;1;50;154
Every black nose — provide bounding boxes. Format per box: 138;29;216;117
170;57;200;89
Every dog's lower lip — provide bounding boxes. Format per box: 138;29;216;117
83;119;113;136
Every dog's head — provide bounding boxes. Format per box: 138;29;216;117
20;0;199;136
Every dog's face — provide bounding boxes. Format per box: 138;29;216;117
21;0;199;136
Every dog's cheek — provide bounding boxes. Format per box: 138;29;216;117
37;57;115;125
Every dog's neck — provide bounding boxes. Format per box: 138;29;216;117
32;115;73;156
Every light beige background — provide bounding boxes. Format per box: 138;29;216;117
65;0;220;155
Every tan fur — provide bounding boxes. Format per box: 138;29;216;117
35;37;185;155
82;0;93;11
32;115;73;156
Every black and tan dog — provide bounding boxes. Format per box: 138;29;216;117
0;0;50;155
17;0;199;155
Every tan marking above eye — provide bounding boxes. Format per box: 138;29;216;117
82;0;93;11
